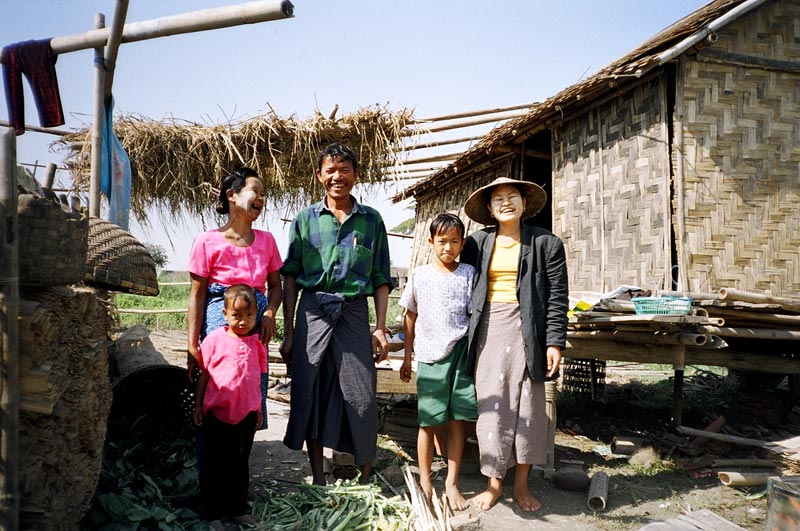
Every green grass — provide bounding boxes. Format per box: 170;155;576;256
115;282;190;331
114;277;405;335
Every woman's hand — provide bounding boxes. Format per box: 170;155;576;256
187;344;201;383
193;403;204;427
546;345;562;378
259;311;276;344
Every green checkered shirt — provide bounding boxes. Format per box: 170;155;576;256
280;197;393;298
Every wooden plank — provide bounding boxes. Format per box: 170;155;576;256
676;509;746;530
565;339;800;374
377;365;416;395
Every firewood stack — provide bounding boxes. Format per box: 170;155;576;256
17;285;112;530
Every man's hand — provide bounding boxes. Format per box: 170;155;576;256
372;328;389;364
279;332;294;375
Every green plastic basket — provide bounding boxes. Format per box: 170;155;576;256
631;296;693;315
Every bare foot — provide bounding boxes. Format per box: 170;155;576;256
471;480;502;510
513;485;542;512
445;482;470;511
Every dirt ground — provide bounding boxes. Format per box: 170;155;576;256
146;329;788;530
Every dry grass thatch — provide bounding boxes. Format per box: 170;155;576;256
58;105;418;222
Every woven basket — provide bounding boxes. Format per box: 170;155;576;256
17;194;88;287
84;218;159;296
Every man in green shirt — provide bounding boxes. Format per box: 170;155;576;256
280;143;393;484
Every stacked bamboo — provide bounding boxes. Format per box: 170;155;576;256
18;286;112;530
567;288;800;374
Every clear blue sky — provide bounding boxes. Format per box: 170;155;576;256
1;0;708;269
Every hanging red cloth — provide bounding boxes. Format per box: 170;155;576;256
1;39;65;135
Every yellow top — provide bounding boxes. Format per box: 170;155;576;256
487;238;519;303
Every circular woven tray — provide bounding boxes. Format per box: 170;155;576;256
84;218;159;296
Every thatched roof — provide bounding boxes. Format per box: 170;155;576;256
393;0;749;201
58;105;417;222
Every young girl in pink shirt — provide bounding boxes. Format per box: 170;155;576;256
194;284;266;529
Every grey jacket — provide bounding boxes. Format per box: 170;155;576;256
460;223;569;382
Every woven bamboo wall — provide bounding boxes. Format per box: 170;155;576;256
552;75;671;293
677;0;800;295
410;158;513;270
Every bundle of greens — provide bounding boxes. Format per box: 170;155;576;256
252;478;413;531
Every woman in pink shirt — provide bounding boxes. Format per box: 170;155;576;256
194;284;267;528
187;167;283;427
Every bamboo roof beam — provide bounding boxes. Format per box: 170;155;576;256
410;102;538;123
401;111;531;136
398;134;484;151
494;145;552;160
392;152;461;166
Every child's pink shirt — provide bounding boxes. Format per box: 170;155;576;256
199;326;268;425
187;229;282;290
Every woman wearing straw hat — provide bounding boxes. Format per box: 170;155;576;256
461;176;568;512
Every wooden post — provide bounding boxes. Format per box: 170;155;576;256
671;345;686;427
0;126;20;530
89;13;106;218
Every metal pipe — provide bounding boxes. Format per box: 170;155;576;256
0;126;20;531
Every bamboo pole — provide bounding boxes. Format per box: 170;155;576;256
103;0;130;97
698;326;800;341
567;330;713;347
383;164;448;175
673;55;688;291
399;134;484;151
0;126;20;531
26;0;294;57
702;308;800;326
89;14;106;218
393;152;461;166
401;111;529;136
411;102;537;123
718;471;775;487
0;121;70;136
718;288;800;314
587;472;609;512
43;163;57;190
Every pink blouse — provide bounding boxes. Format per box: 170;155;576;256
187;229;282;290
200;327;268;424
